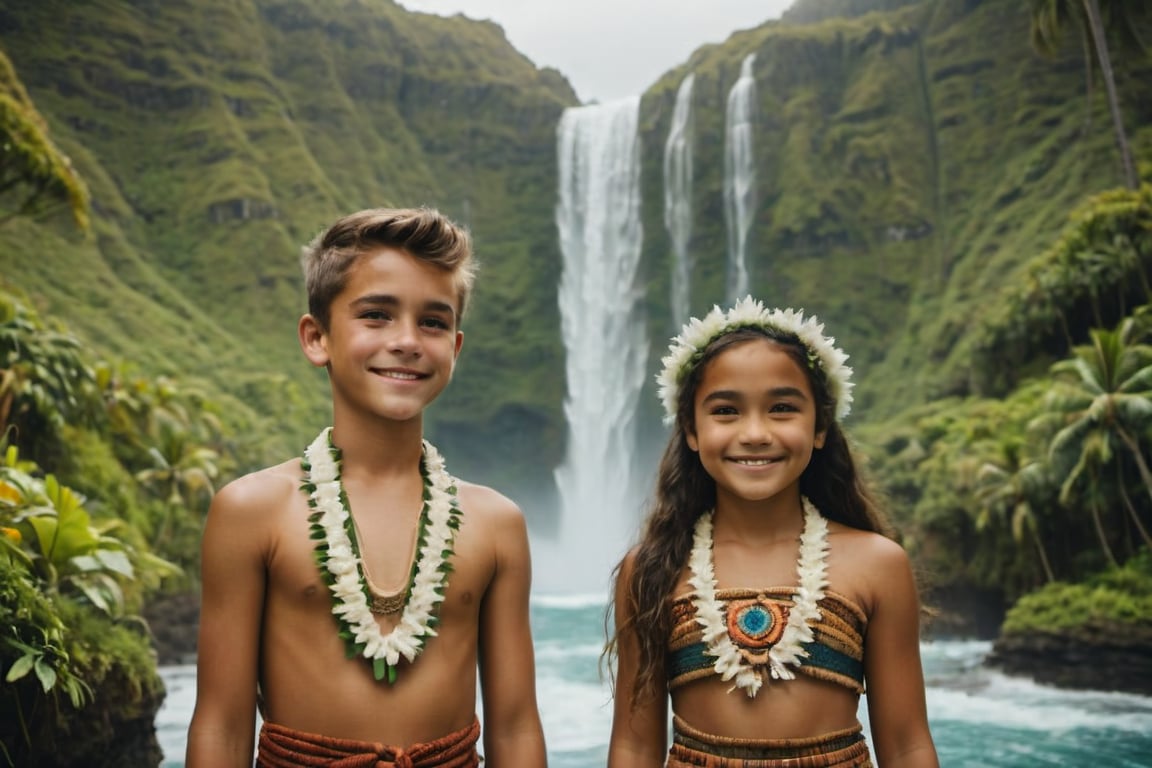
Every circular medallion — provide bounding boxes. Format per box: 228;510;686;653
725;596;788;649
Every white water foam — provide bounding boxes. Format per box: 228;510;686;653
531;592;609;610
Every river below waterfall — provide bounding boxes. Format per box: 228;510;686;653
156;593;1152;767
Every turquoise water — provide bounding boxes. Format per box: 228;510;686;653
158;594;1152;767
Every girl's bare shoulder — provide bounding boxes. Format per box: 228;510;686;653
825;522;914;610
827;522;908;559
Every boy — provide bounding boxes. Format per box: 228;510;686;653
186;208;548;767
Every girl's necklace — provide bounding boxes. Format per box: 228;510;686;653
301;427;463;684
686;496;829;697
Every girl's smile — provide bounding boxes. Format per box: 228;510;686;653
687;338;825;510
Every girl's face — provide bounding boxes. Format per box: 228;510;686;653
686;338;826;511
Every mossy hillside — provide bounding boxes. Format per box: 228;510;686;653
783;0;928;26
899;4;1152;399
637;13;936;413
0;0;577;495
2;0;1151;532
0;48;89;229
633;0;1152;437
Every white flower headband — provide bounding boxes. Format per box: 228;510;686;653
656;296;854;424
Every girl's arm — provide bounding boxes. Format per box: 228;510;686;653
862;537;940;768
477;502;548;767
607;550;668;768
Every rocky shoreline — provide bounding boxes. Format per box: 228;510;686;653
144;591;201;666
985;623;1152;697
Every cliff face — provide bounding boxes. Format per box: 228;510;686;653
1;0;1150;526
0;0;575;509
633;0;1152;429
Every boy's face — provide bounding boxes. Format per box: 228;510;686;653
300;246;464;424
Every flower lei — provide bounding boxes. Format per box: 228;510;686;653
687;496;829;697
301;427;462;684
656;296;853;424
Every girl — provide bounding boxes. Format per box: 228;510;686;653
607;297;938;768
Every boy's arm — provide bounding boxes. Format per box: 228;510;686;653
185;476;269;768
863;538;940;768
607;550;668;768
477;497;548;768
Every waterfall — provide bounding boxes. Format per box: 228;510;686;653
545;96;647;594
723;53;758;302
664;73;696;327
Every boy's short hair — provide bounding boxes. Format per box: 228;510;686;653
301;207;476;330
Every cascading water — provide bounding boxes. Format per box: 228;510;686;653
543;96;647;594
723;53;758;302
664;72;695;326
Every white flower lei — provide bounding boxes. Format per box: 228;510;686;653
687;496;829;697
656;296;854;424
301;427;462;684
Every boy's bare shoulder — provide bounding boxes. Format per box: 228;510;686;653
453;478;524;524
210;457;303;514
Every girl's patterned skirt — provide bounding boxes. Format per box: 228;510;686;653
668;715;873;768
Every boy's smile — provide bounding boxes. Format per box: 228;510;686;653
301;246;464;425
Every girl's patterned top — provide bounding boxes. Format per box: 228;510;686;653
667;587;867;694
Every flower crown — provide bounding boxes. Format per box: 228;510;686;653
656;296;854;424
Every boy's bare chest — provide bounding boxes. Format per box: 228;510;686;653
267;504;488;621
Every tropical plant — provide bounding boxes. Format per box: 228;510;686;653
1033;315;1152;560
0;445;179;617
972;185;1152;394
1026;0;1145;190
973;436;1058;582
0;553;93;763
0;292;99;462
134;416;219;549
0;440;179;764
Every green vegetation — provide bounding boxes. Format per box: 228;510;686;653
971;185;1152;393
860;285;1152;606
1027;0;1146;191
0;286;261;764
0;0;1149;754
0;49;88;229
1000;552;1152;635
0;440;174;765
0;0;576;508
635;0;1152;426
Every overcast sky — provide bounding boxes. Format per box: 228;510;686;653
397;1;795;103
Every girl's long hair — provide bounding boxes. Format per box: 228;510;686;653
605;328;892;706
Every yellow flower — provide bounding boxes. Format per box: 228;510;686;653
0;480;21;504
1;527;21;544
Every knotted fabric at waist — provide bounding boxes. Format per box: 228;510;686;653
256;716;480;768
